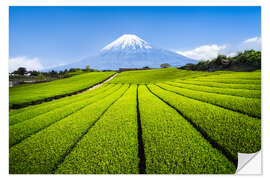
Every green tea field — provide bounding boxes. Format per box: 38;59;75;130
9;72;115;108
9;68;261;174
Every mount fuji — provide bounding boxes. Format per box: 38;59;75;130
52;34;196;71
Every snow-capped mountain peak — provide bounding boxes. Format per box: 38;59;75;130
101;34;152;51
50;34;197;71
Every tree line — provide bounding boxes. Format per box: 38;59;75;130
179;50;261;72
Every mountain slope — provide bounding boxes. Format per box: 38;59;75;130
52;34;196;71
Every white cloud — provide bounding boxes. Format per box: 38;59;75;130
176;44;227;60
241;36;261;51
9;57;44;72
176;36;261;61
243;36;261;44
227;52;237;57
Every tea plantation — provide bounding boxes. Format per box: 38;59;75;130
9;68;261;174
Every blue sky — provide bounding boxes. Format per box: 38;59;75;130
9;6;261;71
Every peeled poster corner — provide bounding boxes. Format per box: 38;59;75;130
236;151;262;175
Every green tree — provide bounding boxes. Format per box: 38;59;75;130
49;70;58;77
85;65;90;72
160;63;171;68
14;67;27;75
37;73;45;80
29;70;39;76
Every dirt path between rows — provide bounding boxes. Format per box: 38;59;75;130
86;73;118;91
10;73;119;110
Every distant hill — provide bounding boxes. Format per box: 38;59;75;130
179;50;261;72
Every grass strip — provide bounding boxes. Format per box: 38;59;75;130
9;84;113;126
139;85;235;174
174;80;261;90
157;83;261;118
10;72;115;107
165;81;260;99
193;72;260;80
147;84;261;162
9;84;129;174
191;78;260;85
9;84;122;147
55;85;139;174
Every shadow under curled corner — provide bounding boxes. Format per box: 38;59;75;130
236;151;262;175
